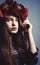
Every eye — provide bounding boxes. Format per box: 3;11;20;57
6;18;13;22
15;18;18;21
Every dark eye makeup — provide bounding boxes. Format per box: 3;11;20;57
5;17;18;22
15;18;18;21
6;18;13;22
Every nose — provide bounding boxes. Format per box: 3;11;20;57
12;22;15;26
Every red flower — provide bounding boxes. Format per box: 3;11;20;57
0;10;3;17
25;8;28;16
0;2;28;21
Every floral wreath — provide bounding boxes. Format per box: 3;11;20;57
0;1;28;21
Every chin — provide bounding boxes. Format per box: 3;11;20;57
11;31;18;34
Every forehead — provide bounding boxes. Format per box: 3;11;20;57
5;16;17;20
8;16;17;19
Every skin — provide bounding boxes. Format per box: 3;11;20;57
20;18;37;53
5;16;19;34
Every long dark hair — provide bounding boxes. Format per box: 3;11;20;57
0;17;19;65
12;20;28;53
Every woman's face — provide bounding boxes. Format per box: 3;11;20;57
5;16;19;34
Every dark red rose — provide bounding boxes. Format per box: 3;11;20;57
0;10;3;17
0;2;28;21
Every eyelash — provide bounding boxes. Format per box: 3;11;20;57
6;18;18;22
6;18;13;22
16;19;18;21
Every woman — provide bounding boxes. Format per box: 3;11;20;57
0;3;38;65
0;16;22;65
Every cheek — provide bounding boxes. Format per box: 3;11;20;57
6;22;12;28
16;22;19;28
17;23;19;30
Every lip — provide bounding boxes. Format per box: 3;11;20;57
11;27;17;31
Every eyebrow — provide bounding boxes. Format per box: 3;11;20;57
8;18;13;21
6;18;13;21
10;18;18;21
